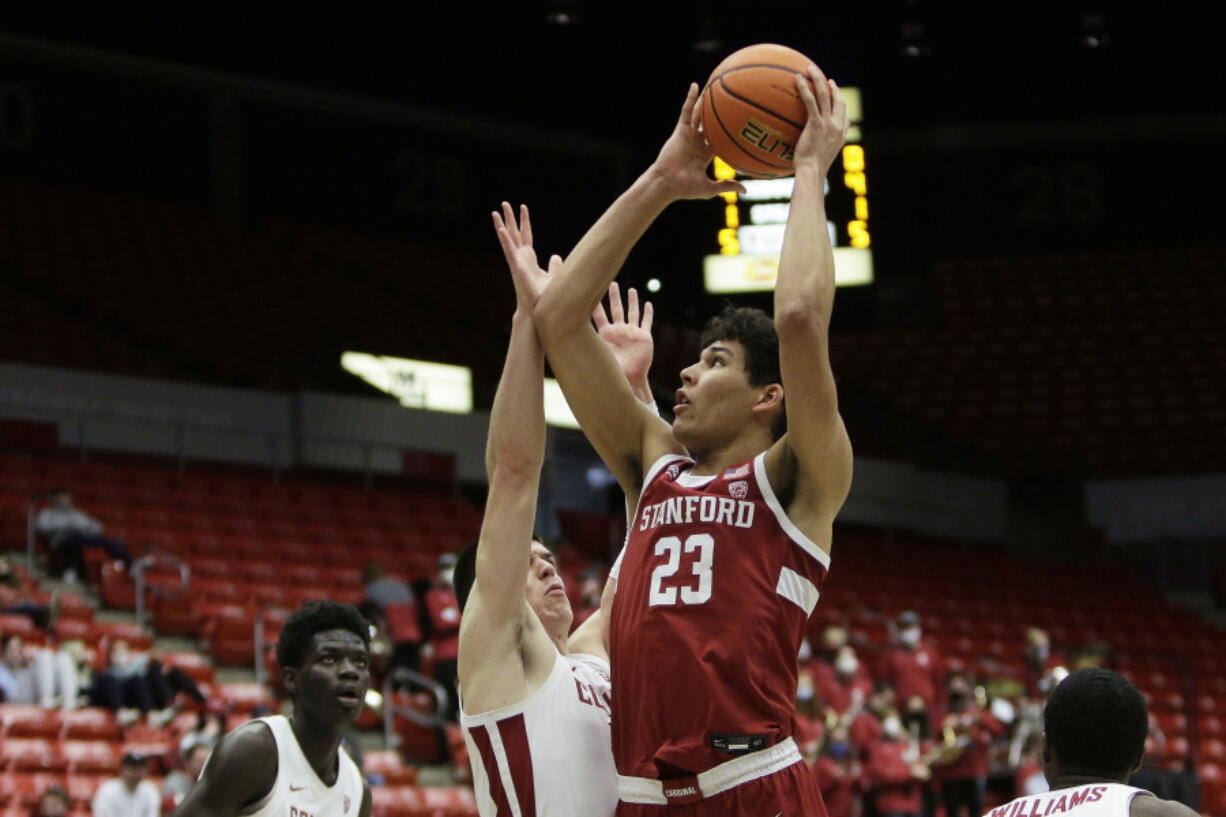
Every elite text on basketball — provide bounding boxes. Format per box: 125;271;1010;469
739;119;796;162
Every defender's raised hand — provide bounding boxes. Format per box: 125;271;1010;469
650;83;747;201
793;65;849;176
492;202;560;310
592;282;655;405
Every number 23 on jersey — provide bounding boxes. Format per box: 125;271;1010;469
647;534;715;607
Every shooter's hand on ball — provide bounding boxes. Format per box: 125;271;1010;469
793;64;849;177
493;202;559;312
649;83;746;201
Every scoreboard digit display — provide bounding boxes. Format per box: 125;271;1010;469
704;86;873;293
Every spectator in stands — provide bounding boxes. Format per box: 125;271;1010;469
89;639;205;725
796;661;820;719
1015;732;1048;796
91;752;160;817
852;681;896;759
900;692;933;739
361;562;421;672
162;742;210;807
571;568;603;629
934;672;1004;817
0;556;50;629
177;709;227;756
879;610;945;721
32;786;70;817
34;487;132;581
0;634;79;709
817;644;874;719
424;552;461;720
794;669;824;760
814;624;852;665
1022;626;1064;697
900;693;939;817
865;711;932;817
812;725;863;817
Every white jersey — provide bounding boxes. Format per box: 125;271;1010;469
240;715;365;817
985;784;1152;817
460;651;617;817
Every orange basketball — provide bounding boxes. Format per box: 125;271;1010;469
700;43;816;178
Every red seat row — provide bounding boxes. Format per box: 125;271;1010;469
0;771;126;807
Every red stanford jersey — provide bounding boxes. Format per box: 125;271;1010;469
610;452;832;779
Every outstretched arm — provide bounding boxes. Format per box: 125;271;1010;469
767;65;854;528
457;207;559;707
530;85;743;496
568;283;660;659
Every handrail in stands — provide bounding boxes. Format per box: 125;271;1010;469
132;551;191;631
25;500;37;574
383;667;449;749
252;603;289;686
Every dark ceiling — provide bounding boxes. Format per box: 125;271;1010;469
2;1;1222;160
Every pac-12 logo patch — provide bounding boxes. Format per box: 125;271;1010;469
666;464;681;480
344;795;351;813
729;480;749;499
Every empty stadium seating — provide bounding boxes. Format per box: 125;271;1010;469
0;180;512;399
827;247;1226;477
2;449;480;668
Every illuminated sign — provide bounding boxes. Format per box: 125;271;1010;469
341;352;473;413
705;86;872;293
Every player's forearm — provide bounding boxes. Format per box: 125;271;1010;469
774;165;835;331
534;170;673;339
485;312;546;482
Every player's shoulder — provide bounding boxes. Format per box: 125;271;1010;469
1129;793;1199;817
207;718;278;780
190;718;279;807
221;717;277;750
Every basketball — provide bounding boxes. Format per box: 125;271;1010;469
700;43;816;178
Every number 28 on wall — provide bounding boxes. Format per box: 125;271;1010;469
648;534;714;607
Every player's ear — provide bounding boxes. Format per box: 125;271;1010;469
282;665;299;697
1129;750;1144;776
754;383;784;411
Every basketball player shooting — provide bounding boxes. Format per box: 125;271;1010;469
177;601;372;817
502;64;853;815
452;208;660;817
